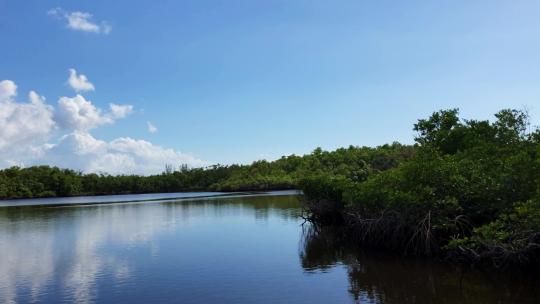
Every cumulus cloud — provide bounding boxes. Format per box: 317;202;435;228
44;132;206;175
0;81;56;165
55;95;133;131
0;79;17;101
68;69;95;92
0;79;206;174
109;104;133;119
147;121;157;133
48;8;111;34
55;95;111;130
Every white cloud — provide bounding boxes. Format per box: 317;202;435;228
48;8;111;34
68;68;95;92
44;132;207;175
0;79;17;102
0;80;56;165
147;121;157;133
66;11;100;33
110;103;133;119
55;95;133;131
0;79;207;174
56;94;112;130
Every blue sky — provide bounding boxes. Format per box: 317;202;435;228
1;1;540;173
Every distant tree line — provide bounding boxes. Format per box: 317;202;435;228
0;143;414;199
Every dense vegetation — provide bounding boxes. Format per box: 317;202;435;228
2;108;538;270
301;109;540;270
0;143;414;199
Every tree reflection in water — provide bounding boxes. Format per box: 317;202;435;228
299;225;540;304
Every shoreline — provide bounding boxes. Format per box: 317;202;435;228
0;189;301;208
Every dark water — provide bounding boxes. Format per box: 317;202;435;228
0;192;538;304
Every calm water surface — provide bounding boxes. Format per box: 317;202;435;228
0;191;232;207
0;192;538;303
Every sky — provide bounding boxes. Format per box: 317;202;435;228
1;0;540;175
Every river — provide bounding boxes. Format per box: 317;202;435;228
0;191;538;303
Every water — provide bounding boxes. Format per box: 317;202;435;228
0;191;235;207
0;192;538;304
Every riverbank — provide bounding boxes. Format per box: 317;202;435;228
1;108;539;272
301;109;540;272
0;190;300;208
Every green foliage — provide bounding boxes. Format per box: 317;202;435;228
300;174;353;203
302;109;540;268
445;198;540;268
0;143;413;200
